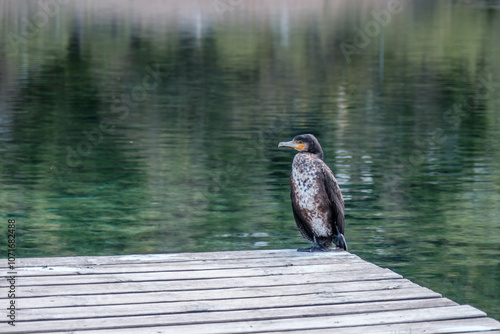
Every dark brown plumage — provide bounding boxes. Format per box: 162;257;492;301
278;134;347;252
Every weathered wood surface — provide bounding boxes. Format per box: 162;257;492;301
1;249;499;333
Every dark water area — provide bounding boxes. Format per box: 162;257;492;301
1;0;500;320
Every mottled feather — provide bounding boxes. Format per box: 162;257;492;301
321;163;345;235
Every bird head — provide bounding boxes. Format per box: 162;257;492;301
278;134;323;159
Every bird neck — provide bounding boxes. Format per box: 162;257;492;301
298;151;323;160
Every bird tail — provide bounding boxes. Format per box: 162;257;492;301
336;233;348;251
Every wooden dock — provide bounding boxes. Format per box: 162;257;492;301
2;249;500;333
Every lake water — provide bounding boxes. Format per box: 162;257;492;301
1;0;499;320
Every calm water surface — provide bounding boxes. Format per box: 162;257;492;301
1;0;500;320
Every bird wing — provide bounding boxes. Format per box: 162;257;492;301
290;176;314;242
321;162;345;235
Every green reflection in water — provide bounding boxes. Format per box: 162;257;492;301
1;0;499;320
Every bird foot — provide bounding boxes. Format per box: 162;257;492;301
333;233;348;251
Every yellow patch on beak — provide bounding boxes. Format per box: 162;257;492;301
278;140;304;151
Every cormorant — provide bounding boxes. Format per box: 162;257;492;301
278;134;347;252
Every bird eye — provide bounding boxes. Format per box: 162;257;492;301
298;140;302;144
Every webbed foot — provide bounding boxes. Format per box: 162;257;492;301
333;233;348;251
297;236;331;252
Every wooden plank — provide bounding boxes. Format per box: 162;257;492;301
6;249;350;268
10;269;402;298
6;305;487;334
1;262;384;287
271;321;500;334
240;318;500;334
12;256;366;277
78;320;500;334
101;305;488;334
16;278;415;309
6;298;456;333
17;287;442;321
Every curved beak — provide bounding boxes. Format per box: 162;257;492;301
278;140;299;149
